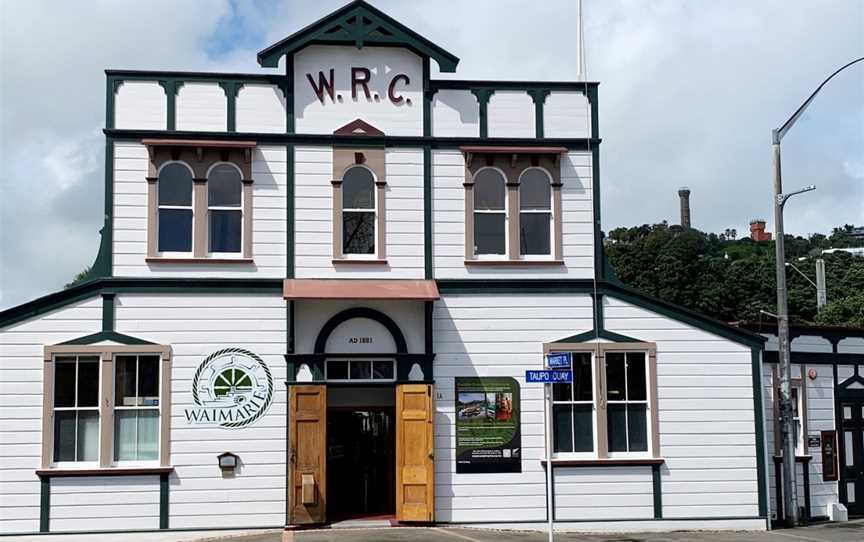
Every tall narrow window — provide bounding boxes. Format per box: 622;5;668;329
208;164;243;253
114;355;161;461
157;163;193;252
606;352;649;453
473;168;506;255
342;166;376;255
552;352;594;453
519;168;552;256
53;355;100;462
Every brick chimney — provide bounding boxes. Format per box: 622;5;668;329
749;219;772;241
678;187;691;229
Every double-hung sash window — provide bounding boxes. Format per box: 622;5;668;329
605;352;649;453
547;343;659;459
342;166;376;255
519;168;553;256
207;164;243;254
473;168;507;256
157;163;194;253
114;355;161;462
53;356;100;463
552;352;595;453
43;345;171;469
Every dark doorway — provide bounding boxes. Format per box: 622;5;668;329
840;398;864;516
326;387;396;521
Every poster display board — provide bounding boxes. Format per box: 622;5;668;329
455;377;521;473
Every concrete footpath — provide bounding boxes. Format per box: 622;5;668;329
4;521;864;542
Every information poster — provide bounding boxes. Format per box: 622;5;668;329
455;377;521;473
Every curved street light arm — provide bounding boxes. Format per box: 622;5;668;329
774;56;864;143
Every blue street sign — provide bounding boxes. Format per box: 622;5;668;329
545;352;571;368
525;370;573;384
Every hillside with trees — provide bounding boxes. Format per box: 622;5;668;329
605;224;864;327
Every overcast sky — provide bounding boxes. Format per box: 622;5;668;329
1;0;862;310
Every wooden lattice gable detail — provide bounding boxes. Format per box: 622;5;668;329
257;0;459;71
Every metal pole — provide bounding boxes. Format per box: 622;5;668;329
545;382;554;542
773;132;799;525
816;259;827;309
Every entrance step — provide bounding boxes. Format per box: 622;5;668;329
330;517;396;529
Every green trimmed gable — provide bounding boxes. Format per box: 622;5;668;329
257;0;459;72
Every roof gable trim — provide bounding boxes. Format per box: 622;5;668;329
257;1;459;72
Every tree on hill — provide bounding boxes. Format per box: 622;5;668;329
605;223;864;326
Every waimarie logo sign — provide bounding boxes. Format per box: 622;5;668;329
185;348;273;429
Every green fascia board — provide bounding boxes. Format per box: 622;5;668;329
0;278;284;330
104;129;601;150
256;0;459;72
432;80;600;93
3;278;763;349
60;331;156;346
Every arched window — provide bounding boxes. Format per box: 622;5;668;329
157;163;193;252
473;168;506;255
342;166;376;255
207;164;243;253
519;168;552;255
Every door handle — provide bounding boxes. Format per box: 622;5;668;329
428;452;434;460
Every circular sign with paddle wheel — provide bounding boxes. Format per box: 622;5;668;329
188;348;273;429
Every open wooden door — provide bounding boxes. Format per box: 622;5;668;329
288;385;326;525
395;383;434;522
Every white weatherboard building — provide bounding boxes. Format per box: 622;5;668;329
1;1;774;535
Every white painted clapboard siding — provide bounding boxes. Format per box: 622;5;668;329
112;143;287;278
50;477;159;531
487;91;535;138
432;90;480;137
115;81;166;130
115;293;287;530
603;296;761;519
176;83;227;132
0;298;102;534
433;294;594;523
294;146;424;279
544;91;590;139
236;85;287;134
432;150;594;279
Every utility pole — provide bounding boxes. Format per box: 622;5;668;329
771;55;862;526
816;259;827;309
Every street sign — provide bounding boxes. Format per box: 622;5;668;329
525;370;572;384
545;352;571;368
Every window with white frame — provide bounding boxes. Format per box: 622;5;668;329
548;344;658;459
53;355;100;462
342;166;376;255
114;354;161;461
207;164;243;254
518;167;553;256
157;162;194;253
473;167;507;256
791;384;805;456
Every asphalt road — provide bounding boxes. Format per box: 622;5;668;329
6;521;864;542
215;521;864;542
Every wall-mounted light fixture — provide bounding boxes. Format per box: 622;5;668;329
218;452;239;474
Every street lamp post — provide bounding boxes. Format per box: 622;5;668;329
771;56;863;527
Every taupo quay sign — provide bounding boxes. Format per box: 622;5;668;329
185;348;273;429
525;370;573;384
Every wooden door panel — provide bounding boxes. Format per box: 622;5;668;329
289;385;326;525
396;384;434;522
